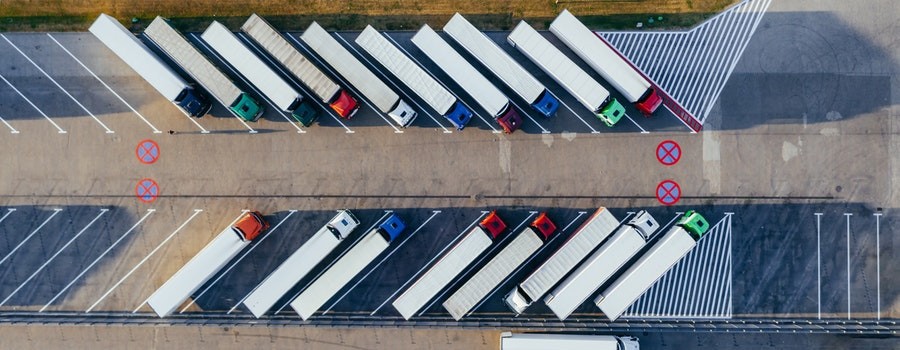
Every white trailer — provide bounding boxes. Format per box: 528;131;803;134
299;21;417;127
506;20;626;127
594;211;709;321
146;212;268;317
442;13;560;118
355;25;473;130
242;210;359;318
144;17;263;122
549;9;662;115
290;214;405;319
503;208;619;314
88;14;210;117
500;332;639;350
201;21;304;122
411;24;522;133
545;211;659;320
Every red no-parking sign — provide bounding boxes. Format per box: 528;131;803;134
656;180;681;206
136;139;160;164
135;178;159;203
656;140;681;166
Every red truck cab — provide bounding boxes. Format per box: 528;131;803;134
635;88;663;116
479;211;507;239
530;213;557;240
330;90;360;119
232;211;270;241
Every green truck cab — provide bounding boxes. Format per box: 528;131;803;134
597;98;626;127
230;93;265;122
678;210;710;241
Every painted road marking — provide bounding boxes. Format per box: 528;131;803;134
623;113;649;134
0;113;19;133
0;72;66;133
135;179;159;203
845;213;851;320
549;91;599;134
0;209;108;307
48;33;163;134
180;210;296;313
86;209;203;313
322;210;441;315
418;211;537;317
232;34;309;134
507;98;549;134
815;212;822;319
657;140;681;166
1;34;114;134
0;209;62;269
370;211;489;316
286;34;403;134
874;213;881;320
188;34;258;134
0;208;16;225
656;180;681;206
383;33;500;133
334;34;452;133
273;210;394;315
41;209;155;312
136;140;160;164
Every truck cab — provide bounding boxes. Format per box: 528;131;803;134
287;98;319;127
329;90;360;119
530;213;557;240
232;211;270;242
635;88;663;116
598;97;626;127
376;214;406;242
176;89;212;118
503;287;531;314
678;210;709;240
230;93;265;122
628;210;659;240
326;210;360;240
388;100;418;127
479;211;507;239
445;101;474;130
531;90;560;118
497;104;524;133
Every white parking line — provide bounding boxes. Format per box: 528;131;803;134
0;209;108;307
0;73;66;133
874;212;881;320
322;210;441;315
507;98;549;134
549;91;598;134
273;210;394;315
623;113;649;134
383;33;500;133
0;208;62;268
179;210;297;313
231;33;309;134
844;213;851;320
40;209;155;312
187;34;258;134
0;34;114;134
334;34;452;133
561;211;587;232
815;212;822;319
370;211;488;316
0;208;16;224
418;211;537;317
0;113;19;133
86;209;203;313
286;34;402;133
48;34;162;134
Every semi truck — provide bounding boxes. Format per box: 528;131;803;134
88;14;211;117
392;211;506;320
200;21;305;123
355;25;473;130
411;24;523;133
242;210;359;318
500;332;639;350
299;22;417;127
545;211;659;320
506;20;626;127
503;208;619;314
290;214;406;320
442;213;556;320
442;13;559;118
144;17;264;122
146;211;269;317
240;14;359;122
550;9;662;116
595;210;710;321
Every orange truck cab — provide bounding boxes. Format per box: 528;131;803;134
330;90;360;119
232;211;270;241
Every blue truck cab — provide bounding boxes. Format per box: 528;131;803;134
444;101;473;130
377;214;407;242
531;90;560;118
176;88;212;117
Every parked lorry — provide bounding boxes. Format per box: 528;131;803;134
146;211;269;317
443;13;559;118
144;17;264;122
442;213;556;320
299;22;417;127
392;211;506;319
500;332;639;350
594;210;710;321
355;25;473;130
550;9;662;116
241;14;359;122
242;210;359;318
200;21;305;123
506;20;625;127
503;208;619;314
290;214;406;320
89;14;211;117
545;211;658;320
411;24;523;133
